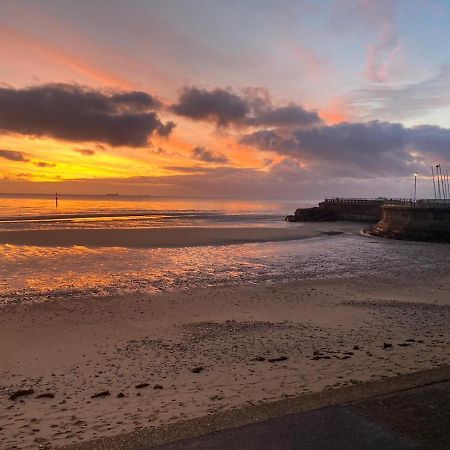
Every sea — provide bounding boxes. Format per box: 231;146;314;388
1;193;449;306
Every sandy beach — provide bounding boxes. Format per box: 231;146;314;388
0;225;330;248
1;267;449;449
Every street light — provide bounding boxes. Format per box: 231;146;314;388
414;172;418;203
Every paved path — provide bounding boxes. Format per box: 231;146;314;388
154;405;422;449
155;380;450;450
66;367;450;450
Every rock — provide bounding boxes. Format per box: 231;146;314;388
382;342;393;349
191;367;204;373
210;394;223;401
252;356;265;362
268;356;288;362
135;383;150;389
344;351;354;355
9;389;35;401
405;338;415;342
116;392;125;398
285;207;337;222
153;384;163;390
398;343;410;347
353;345;360;350
91;391;110;398
35;393;55;399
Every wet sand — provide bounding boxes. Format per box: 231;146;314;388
0;225;326;248
1;272;449;449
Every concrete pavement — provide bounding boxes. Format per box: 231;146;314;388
66;366;450;450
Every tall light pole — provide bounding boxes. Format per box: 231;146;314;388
414;172;417;203
432;166;437;199
436;165;442;200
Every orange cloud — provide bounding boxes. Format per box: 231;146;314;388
320;97;352;124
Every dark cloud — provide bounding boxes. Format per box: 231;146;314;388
33;161;56;168
157;121;176;137
172;86;321;128
0;149;29;162
242;121;450;177
246;104;322;128
191;146;229;163
164;166;213;174
0;83;174;147
172;87;249;127
73;148;96;156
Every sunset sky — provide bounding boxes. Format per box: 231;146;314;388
1;0;450;199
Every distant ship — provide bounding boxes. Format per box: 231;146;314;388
105;193;119;197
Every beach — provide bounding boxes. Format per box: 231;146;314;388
0;225;326;248
1;246;449;449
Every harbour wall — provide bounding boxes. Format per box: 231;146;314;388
369;203;450;242
318;199;385;222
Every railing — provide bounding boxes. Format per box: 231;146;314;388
323;198;409;204
384;199;450;208
323;198;450;208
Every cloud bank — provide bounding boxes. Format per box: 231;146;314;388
172;86;321;128
0;83;174;147
242;121;450;177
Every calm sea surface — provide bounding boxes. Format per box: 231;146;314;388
1;194;449;306
0;194;311;229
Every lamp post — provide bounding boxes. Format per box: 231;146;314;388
414;173;417;204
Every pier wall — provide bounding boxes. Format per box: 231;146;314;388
318;199;383;222
369;204;450;242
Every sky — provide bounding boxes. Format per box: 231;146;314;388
1;0;450;199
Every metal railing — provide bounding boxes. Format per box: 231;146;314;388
323;198;409;204
384;199;450;208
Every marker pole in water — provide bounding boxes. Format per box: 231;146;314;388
55;192;58;208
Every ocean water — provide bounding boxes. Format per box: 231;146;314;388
1;194;450;306
0;194;310;230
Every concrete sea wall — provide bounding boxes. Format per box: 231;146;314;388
318;199;383;222
369;204;450;242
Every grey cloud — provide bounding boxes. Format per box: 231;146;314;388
73;148;96;156
246;103;322;128
191;146;229;163
0;83;174;147
242;121;450;178
0;149;29;162
33;161;56;168
172;87;249;127
172;86;321;128
157;121;176;137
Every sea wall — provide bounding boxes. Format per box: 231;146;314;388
318;199;383;222
369;204;450;242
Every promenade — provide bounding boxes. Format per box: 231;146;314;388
66;366;450;450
